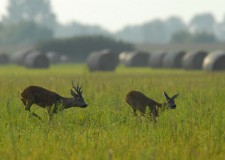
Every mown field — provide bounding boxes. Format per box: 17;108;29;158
0;64;224;160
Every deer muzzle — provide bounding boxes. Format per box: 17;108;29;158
82;104;88;108
171;105;176;109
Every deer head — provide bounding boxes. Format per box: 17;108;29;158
163;91;179;109
70;81;88;108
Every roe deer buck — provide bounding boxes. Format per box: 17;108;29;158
21;81;88;120
125;91;179;122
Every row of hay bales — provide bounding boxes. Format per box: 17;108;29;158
86;49;225;71
87;49;119;71
10;47;50;68
0;47;70;68
202;51;225;71
0;53;9;65
150;50;225;71
120;51;150;67
86;49;154;71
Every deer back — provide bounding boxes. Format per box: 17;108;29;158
21;82;88;109
125;90;160;107
21;86;61;107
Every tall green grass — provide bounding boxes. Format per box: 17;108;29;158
0;64;224;160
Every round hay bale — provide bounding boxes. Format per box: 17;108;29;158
148;50;167;68
162;50;186;68
60;55;70;63
203;50;225;71
86;49;119;71
46;51;61;64
182;50;208;70
10;47;34;65
0;54;9;65
119;51;130;64
123;51;150;67
24;51;50;69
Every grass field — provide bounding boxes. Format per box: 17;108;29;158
0;64;224;160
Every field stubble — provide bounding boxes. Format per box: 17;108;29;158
0;64;224;160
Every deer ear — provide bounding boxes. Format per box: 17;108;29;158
163;91;170;99
171;93;179;100
71;89;78;97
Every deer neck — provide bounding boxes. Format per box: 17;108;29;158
158;102;168;112
157;102;167;107
60;97;75;109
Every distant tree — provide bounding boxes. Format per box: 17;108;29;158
37;36;134;62
55;22;111;38
115;25;143;43
171;30;217;43
170;30;192;43
192;32;217;43
165;16;187;41
214;14;225;41
142;19;167;43
189;13;215;33
3;0;57;29
0;23;4;31
115;17;186;44
0;21;53;45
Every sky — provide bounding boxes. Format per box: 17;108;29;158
0;0;225;32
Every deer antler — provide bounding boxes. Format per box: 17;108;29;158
72;81;83;95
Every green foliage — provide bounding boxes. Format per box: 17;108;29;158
0;65;224;159
171;30;217;43
192;32;217;43
142;20;167;43
55;22;111;38
170;30;192;43
0;23;4;31
0;21;53;45
37;36;134;61
3;0;57;29
190;13;215;33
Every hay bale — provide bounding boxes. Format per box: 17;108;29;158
24;51;50;69
148;50;167;68
119;51;130;64
203;50;225;71
46;51;61;64
59;55;70;63
86;49;119;71
182;50;208;70
123;51;150;67
162;50;186;68
10;47;34;65
0;54;9;65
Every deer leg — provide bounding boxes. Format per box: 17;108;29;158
29;112;42;121
138;106;146;116
24;102;42;121
47;106;54;121
48;103;58;121
149;106;157;123
25;102;33;111
132;108;137;116
131;103;138;116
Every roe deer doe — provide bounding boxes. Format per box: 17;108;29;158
125;91;179;122
21;81;88;120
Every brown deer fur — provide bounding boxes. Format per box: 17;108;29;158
21;82;87;120
125;90;179;122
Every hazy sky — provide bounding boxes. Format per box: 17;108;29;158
0;0;225;32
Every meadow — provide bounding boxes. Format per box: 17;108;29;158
0;64;224;160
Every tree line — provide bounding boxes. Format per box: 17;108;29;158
0;0;224;45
